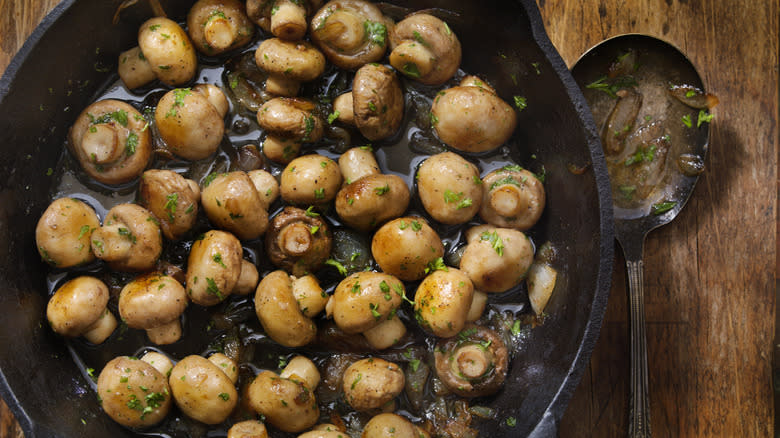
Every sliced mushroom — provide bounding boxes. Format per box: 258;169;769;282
155;86;228;161
389;13;461;85
265;206;333;276
46;276;117;344
255;38;326;96
417;152;483;224
169;355;238;424
431;79;517;153
185;230;243;306
459;225;534;293
68;99;151;185
137;17;198;87
434;325;508;397
414;268;474;337
247;0;322;40
371;217;444;281
280;154;342;205
119;272;188;345
310;0;392;70
187;0;255;56
342;357;404;411
480;166;545;230
201;171;270;240
96;356;172;427
91;204;162;272
138;169;200;240
335;173;409;231
329;272;404;334
36;197;100;268
350;63;404;141
247;370;320;433
255;270;318;347
258;98;324;163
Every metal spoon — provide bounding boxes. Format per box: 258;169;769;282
571;34;713;437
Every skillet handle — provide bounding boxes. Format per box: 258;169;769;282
626;258;651;438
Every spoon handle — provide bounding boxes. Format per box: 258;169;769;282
627;258;651;438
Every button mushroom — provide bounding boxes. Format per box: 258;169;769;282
200;171;270;240
247;369;320;433
90;203;162;272
155;85;228;161
339;63;404;141
117;46;157;90
136;17;198;87
416;152;483;225
362;317;407;350
185;230;244;306
118;272;188;345
414;268;474;338
258;98;325;163
335;173;409;231
388;13;461;85
255;38;326;96
280;356;321;390
459;225;534;293
68;99;152;185
46;276;117;344
247;0;322;40
342;357;404;411
328;272;404;335
248;169;280;209
169;355;238;424
371;217;444;281
228;420;269;438
140;351;174;377
280;154;342;205
138;169;200;240
362;413;429;438
265;206;333;276
430;77;517;153
433;325;508;397
187;0;255;56
96;356;172;428
338;146;380;184
310;0;392;70
35;197;100;268
254;270;320;347
480;165;546;230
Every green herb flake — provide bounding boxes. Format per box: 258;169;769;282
412;30;427;46
325;258;347;276
218;392;230;401
368;101;377;112
149;24;161;31
624;145;657;166
480;230;504;256
327;110;340;124
411;220;422;232
363;20;387;46
398;220;408;230
506;416;517;427
77;224;92;240
681;114;693;128
430;112;439;126
369;302;382;320
585;75;638;98
513;96;527;111
425;257;448;274
164;193;178;221
697;110;714;127
402;63;421;78
409;358;421;372
205;277;224;300
314;187;325;199
213;253;227;268
374;184;390;195
125;132;138;155
351;373;362;389
305;206;320;217
651;201;677;215
118;227;136;244
302;115;316;142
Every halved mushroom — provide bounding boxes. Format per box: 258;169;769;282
36;197;100;268
459;225;534;293
258;98;324;163
169;355;238;424
137;17;198;87
388;13;461;85
342;357;404;411
255;270;319;347
68;99;152;185
119;272;188;345
431;78;517;153
187;0;255;56
371;217;444;281
265;206;333;276
480;165;545;230
414;268;474;338
280;154;342;205
155;85;228;161
46;276;117;344
138;169;200;240
328;271;404;334
247;0;322;40
255;38;326;96
335;173;409;231
341;63;404;141
201;171;270;240
310;0;392;70
247;369;320;433
417;152;483;224
434;325;508;397
97;356;172;427
363;413;429;438
185;230;243;306
91;204;162;272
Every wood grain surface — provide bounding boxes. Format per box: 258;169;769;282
0;1;777;437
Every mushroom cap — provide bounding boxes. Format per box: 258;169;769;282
156;87;226;161
265;206;333;276
417;152;483;224
331;271;404;334
255;270;318;347
68;99;152;185
247;370;320;432
92;203;163;272
433;325;508;397
459;225;535;293
47;276;110;338
35;197;100;268
187;0;255;56
255;38;326;82
371;217;444;281
352;63;404;141
185;230;243;306
257;97;324;142
342;357;405;411
335;173;410;231
310;0;392;70
280;154;342;205
389;13;461;85
200;171;269;240
362;413;422;438
96;356;172;428
119;272;188;330
138;17;197;86
414;268;474;337
169;355;239;424
138;169;200;240
480;167;546;230
228;420;269;438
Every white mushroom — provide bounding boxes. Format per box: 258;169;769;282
118;272;188;345
35;198;100;268
90;204;162;272
46;276;117;344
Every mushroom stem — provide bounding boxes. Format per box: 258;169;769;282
452;344;491;379
145;319;182;345
389;41;435;78
270;0;307;40
81;124;122;165
204;14;237;51
489;185;528;218
279;222;313;256
82;309;118;344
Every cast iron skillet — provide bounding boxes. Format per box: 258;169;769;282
0;0;613;436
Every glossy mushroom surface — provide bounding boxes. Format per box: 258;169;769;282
137;17;198;87
388;13;461;85
480;166;546;230
35;197;100;268
96;356;172;428
187;0;255;56
138;169;200;240
46;276;117;344
265;206;333;276
155;87;227;161
185;230;243;306
433;325;508;397
90;203;162;272
118;272;188;345
416;152;482;225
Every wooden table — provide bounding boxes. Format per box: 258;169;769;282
1;1;776;437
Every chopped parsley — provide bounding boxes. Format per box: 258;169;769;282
314;187;325;199
424;257;448;274
402;63;421;78
327;110;340;124
624;145;657;166
212;253;226;268
651;201;677;215
681;114;693;128
205;277;224;300
164;193;178;221
302;115;316;142
363;20;387;46
697;110;714;127
513;96;527;111
585;75;638;98
411;220;422;231
325;258;347;276
480;230;504;256
374;184;390;195
125;132;138;156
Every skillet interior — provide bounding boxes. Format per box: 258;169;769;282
0;0;613;436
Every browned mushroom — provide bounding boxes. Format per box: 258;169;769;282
35;198;100;268
280;154;342;205
46;276;117;344
255;271;321;347
480;165;545;230
416;152;483;225
265;206;332;276
185;230;243;306
200;171;270;240
351;63;404;141
255;38;326;96
247;369;320;433
247;0;322;40
459;225;534;293
68;100;151;185
138;169;200;240
155;86;228;161
388;13;461;85
433;325;508;397
118;272;188;345
90;204;162;272
257;98;324;163
187;0;255;56
136;17;198;87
